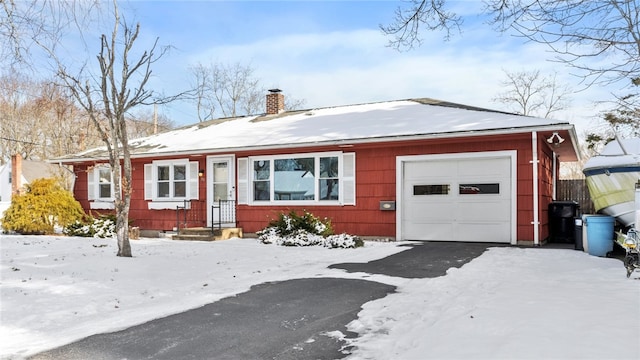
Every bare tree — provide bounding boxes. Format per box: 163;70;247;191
190;62;263;120
190;61;306;121
56;2;173;257
493;69;572;118
382;0;640;85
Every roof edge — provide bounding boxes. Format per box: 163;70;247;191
53;123;577;164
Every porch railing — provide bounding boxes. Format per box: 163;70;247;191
176;200;207;233
211;200;237;232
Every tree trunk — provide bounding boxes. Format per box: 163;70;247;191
116;208;131;257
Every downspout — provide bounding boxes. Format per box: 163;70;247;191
531;131;540;246
552;152;557;200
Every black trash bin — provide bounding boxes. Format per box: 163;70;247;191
549;201;580;243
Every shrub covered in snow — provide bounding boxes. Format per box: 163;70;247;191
1;178;86;235
64;215;116;238
257;210;363;248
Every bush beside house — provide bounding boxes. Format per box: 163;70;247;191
1;178;86;235
258;210;364;248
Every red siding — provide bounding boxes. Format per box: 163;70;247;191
71;132;559;243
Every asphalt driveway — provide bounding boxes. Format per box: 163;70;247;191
30;241;495;360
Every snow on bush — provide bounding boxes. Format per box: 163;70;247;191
64;215;116;238
257;210;363;248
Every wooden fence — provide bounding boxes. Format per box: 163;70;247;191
557;179;594;214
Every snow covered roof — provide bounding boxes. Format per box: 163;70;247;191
54;98;578;162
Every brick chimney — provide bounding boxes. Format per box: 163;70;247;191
11;154;22;195
266;89;284;115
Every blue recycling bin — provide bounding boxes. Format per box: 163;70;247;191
584;215;614;257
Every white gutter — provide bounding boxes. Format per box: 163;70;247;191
531;131;540;246
552;152;557;200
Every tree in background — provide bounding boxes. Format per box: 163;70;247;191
0;73;171;165
190;61;306;122
0;74;100;163
493;69;572;118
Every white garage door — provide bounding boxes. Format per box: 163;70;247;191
401;155;513;243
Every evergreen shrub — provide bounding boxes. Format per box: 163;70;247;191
64;214;116;238
1;178;86;235
257;210;363;248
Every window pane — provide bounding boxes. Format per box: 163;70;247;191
158;182;170;198
459;183;500;195
320;179;339;200
158;166;170;181
174;181;186;197
174;165;186;181
254;160;270;180
414;184;450;195
99;184;111;198
213;184;228;201
254;181;270;201
98;168;112;199
320;157;339;178
98;168;111;183
274;158;314;201
213;163;228;182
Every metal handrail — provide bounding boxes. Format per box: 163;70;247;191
175;200;189;233
211;200;237;233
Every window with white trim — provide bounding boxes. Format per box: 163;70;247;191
237;152;355;205
87;164;115;209
87;164;114;200
144;160;199;207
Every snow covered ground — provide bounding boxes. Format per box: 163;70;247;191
1;235;639;359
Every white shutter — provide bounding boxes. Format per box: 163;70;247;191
189;161;199;199
144;164;153;200
87;168;95;200
237;158;249;204
342;153;356;205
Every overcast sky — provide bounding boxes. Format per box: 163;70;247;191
98;0;621;137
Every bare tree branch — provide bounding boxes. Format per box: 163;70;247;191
380;0;462;50
493;69;572;118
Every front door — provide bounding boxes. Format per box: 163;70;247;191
207;156;235;227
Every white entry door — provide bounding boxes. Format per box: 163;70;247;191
207;156;235;227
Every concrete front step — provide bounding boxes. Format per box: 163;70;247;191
172;227;243;242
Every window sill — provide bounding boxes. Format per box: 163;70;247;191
89;201;115;210
249;201;343;206
148;201;191;210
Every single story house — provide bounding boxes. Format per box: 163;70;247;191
54;91;580;245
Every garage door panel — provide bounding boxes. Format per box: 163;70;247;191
457;223;511;242
406;201;456;220
403;221;454;241
457;201;510;222
405;161;456;179
458;158;510;176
